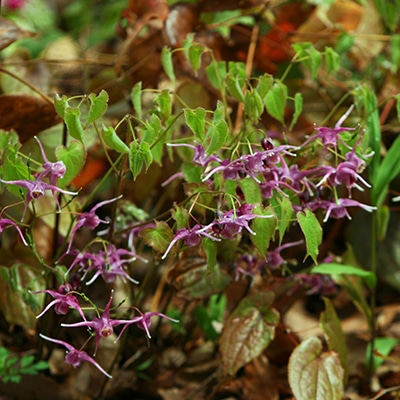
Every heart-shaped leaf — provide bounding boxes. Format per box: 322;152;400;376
288;336;344;400
219;291;279;375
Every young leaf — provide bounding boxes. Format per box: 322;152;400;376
311;263;377;289
324;47;339;75
131;82;143;119
205;60;226;94
366;337;400;372
391;34;400;72
288;336;344;400
140;221;174;253
129;141;153;180
320;297;349;383
202;237;217;273
188;43;205;73
290;92;303;130
239;178;262;204
155;90;172;119
219;291;279;375
264;81;287;124
251;206;276;255
54;93;68;118
102;125;129;154
256;74;273;98
161;46;176;84
225;72;244;102
372;125;400;206
64;107;84;141
87;90;109;125
244;89;264;122
55;140;85;187
184;107;206;140
205;119;228;154
272;195;294;245
296;209;322;264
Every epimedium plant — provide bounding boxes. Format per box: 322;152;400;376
1;31;397;398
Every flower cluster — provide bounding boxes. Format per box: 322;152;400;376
36;289;178;377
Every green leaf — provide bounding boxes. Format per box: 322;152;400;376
255;74;273;98
225;72;245;102
129;141;153;180
102;125;129;154
54;93;68;118
272;195;294;245
155;90;172;119
64;107;84;141
353;86;381;185
320;297;349;383
86;90;109;125
219;291;279;375
171;262;231;300
366;337;400;372
131;82;143;119
324;47;339;75
187;43;205;73
251;206;276;255
288;336;344;400
202;237;217;273
56;140;85;187
161;46;176;83
205;60;226;94
184;107;206;140
391;34;400;72
172;205;189;229
140;221;174;253
205;119;228;155
372;118;400;205
239;178;262;204
244;89;264;122
296;209;322;264
292;42;322;79
290;92;303;130
264;81;287;124
311;263;377;288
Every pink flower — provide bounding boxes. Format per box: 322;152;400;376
39;334;112;378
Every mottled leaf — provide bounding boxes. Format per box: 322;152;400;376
288;336;344;400
219;291;279;375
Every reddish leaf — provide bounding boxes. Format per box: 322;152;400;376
0;95;61;143
219;291;279;375
288;336;344;400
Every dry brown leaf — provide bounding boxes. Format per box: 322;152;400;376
0;16;34;51
0;94;61;142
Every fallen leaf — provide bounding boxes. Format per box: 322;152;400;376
0;94;61;142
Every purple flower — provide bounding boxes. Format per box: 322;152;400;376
66;195;122;253
0;178;77;221
66;244;140;285
266;240;303;270
39;334;112;378
234;254;263;280
302;105;355;149
298;198;376;222
34;136;66;186
61;291;142;355
295;273;337;296
84;244;140;285
3;0;27;10
168;143;221;167
161;224;219;260
32;283;86;320
0;217;28;245
208;203;272;239
135;311;179;339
